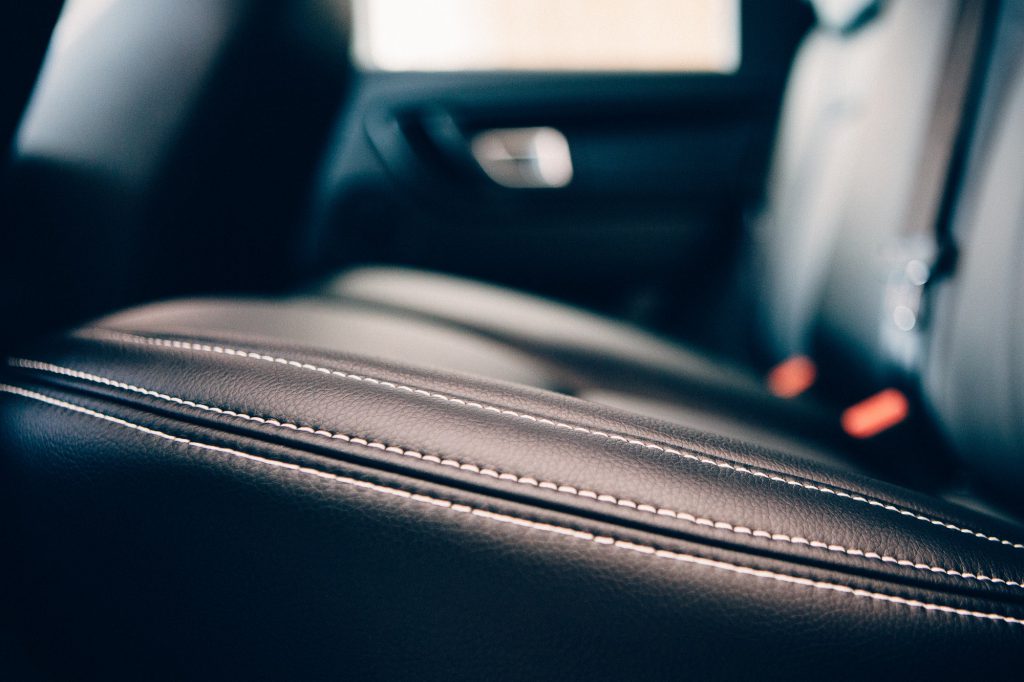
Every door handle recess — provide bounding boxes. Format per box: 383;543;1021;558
470;127;573;189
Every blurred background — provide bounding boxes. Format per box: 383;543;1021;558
1;0;810;360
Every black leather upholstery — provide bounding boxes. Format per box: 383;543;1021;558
2;309;1023;678
4;1;1024;679
97;295;858;475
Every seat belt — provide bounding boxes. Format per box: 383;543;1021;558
774;0;992;441
882;0;991;372
769;0;992;403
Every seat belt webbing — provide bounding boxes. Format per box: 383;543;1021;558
898;0;990;251
883;0;991;369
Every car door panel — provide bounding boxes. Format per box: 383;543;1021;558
308;1;812;308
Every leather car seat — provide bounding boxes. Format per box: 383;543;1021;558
2;0;1023;679
326;0;950;363
318;0;963;433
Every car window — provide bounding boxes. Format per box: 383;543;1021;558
351;0;741;73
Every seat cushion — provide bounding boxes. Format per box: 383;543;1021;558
86;294;860;472
2;298;1023;678
321;265;761;394
320;266;854;449
321;266;961;485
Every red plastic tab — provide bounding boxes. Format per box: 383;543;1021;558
841;388;909;439
766;355;817;399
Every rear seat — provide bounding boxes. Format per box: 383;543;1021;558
6;0;991;484
316;0;968;474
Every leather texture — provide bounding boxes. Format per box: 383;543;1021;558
321;264;954;487
144;291;874;487
2;310;1024;679
323;266;759;393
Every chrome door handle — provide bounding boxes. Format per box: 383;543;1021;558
470;126;573;189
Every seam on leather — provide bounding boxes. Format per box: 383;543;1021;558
15;357;1024;594
87;330;1024;553
2;381;1023;628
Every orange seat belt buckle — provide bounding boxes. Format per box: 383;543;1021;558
766;355;817;398
841;388;909;439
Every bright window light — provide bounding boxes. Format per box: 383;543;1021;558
352;0;741;73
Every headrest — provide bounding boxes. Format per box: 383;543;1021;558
810;0;882;33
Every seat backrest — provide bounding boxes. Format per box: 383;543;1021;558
753;0;960;378
762;0;1024;495
923;0;1024;497
0;0;350;355
0;1;63;159
810;0;991;387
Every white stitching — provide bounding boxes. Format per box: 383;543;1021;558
2;381;1022;629
86;330;1024;552
14;357;1024;593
